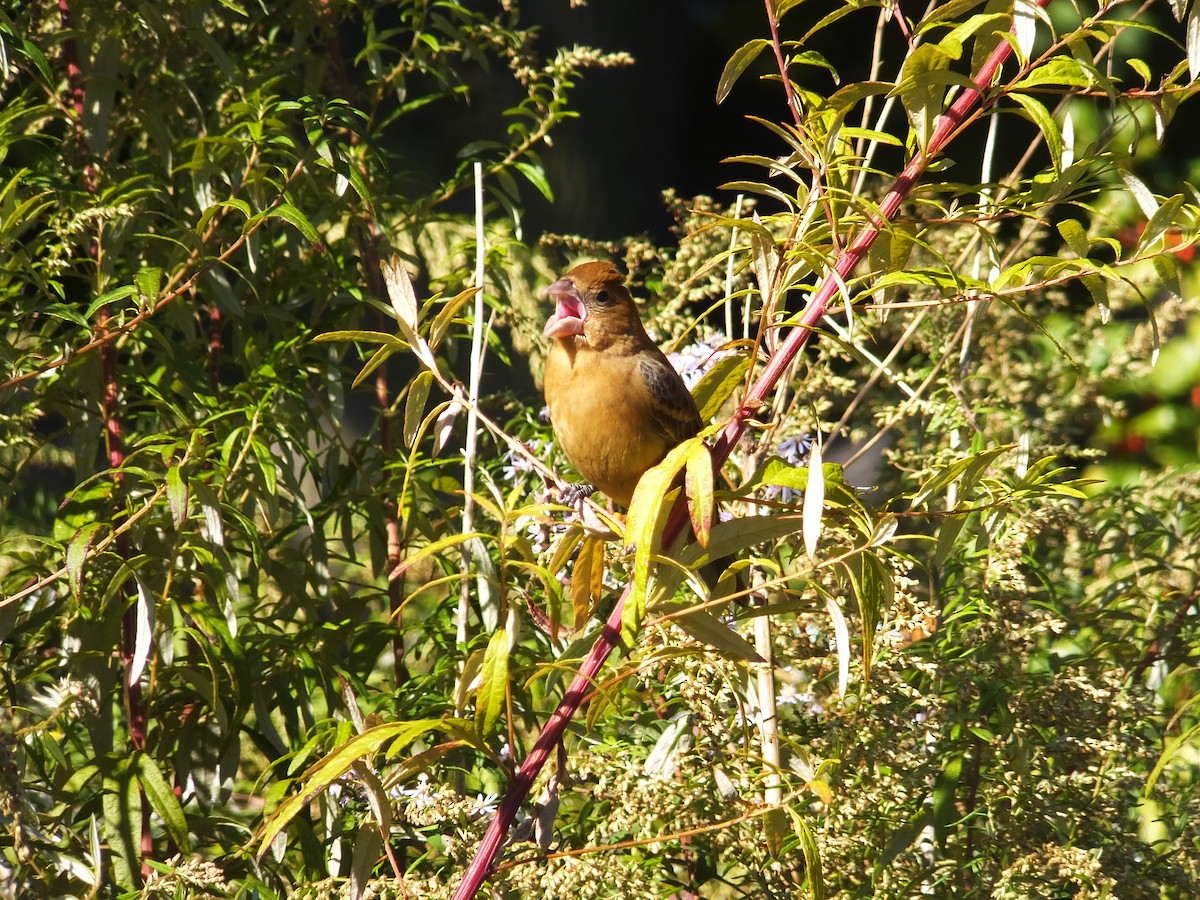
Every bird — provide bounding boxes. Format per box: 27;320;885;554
542;260;702;508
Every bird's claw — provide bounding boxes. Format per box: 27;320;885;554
559;482;596;506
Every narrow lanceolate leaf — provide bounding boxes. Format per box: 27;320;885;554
314;330;407;348
166;465;188;530
134;266;162;307
1080;272;1110;323
1061;110;1075;169
571;535;606;628
404;370;433;448
128;570;154;687
803;441;824;558
684;441;714;548
428;286;479;351
1010;93;1063;173
67;522;108;597
383;256;419;330
135;752;191;854
896;43;956;153
716;39;769;104
390;531;487;581
432;396;463;457
825;595;850;698
692;351;751;423
475;628;509;735
1140;195;1185;252
624;439;699;647
256;719;464;855
348;822;382;900
845;552;894;681
670;607;764;663
1188;3;1200;81
1121;169;1159;219
193;482;225;548
265;202;320;244
1013;0;1037;60
787;809;827;900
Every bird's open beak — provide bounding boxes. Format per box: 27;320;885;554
543;277;587;339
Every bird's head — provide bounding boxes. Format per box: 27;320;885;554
543;261;645;350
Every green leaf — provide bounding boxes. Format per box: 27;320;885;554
896;43;957;153
66;522;108;597
352;344;396;390
1014;56;1097;89
910;445;1012;508
263;202;320;244
787;809;826;900
135;752;191;854
314;329;407;348
251;440;278;496
1139;194;1184;251
684;441;714;547
83;285;138;320
514;161;554;201
1010;93;1063;173
404;371;434;448
1056;218;1089;258
475;628;509;735
843;551;893;681
1080;272;1109;321
803;441;824;558
624;439;699;647
428;286;479;352
933;510;970;571
667;606;763;663
571;535;606;629
932;752;965;846
391;532;489;581
257;719;466;855
691;351;751;423
135;267;162;306
717;39;769;105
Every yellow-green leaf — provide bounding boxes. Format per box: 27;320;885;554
692;351;751;423
624;439;699;647
404;370;434;448
717;39;769;105
571;536;606;628
684;441;714;548
475;628;509;735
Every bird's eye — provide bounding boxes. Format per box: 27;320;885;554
593;289;610;305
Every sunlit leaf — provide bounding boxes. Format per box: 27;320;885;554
803;441;824;558
475;627;509;735
135;753;191;854
404;370;434;448
717;39;770;105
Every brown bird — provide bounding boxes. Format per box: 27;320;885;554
542;261;702;507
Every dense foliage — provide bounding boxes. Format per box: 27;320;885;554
2;1;1200;898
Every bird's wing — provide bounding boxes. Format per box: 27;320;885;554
639;354;703;447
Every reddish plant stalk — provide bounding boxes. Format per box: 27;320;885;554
59;0;152;870
451;5;1051;896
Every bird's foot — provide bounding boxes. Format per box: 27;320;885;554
559;482;596;506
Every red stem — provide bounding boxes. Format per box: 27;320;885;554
60;0;152;872
452;5;1049;896
763;0;803;131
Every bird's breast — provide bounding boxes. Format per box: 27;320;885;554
544;341;671;507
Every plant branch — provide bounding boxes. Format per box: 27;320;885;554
451;5;1051;897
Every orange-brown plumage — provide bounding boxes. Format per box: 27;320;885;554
543;261;702;507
